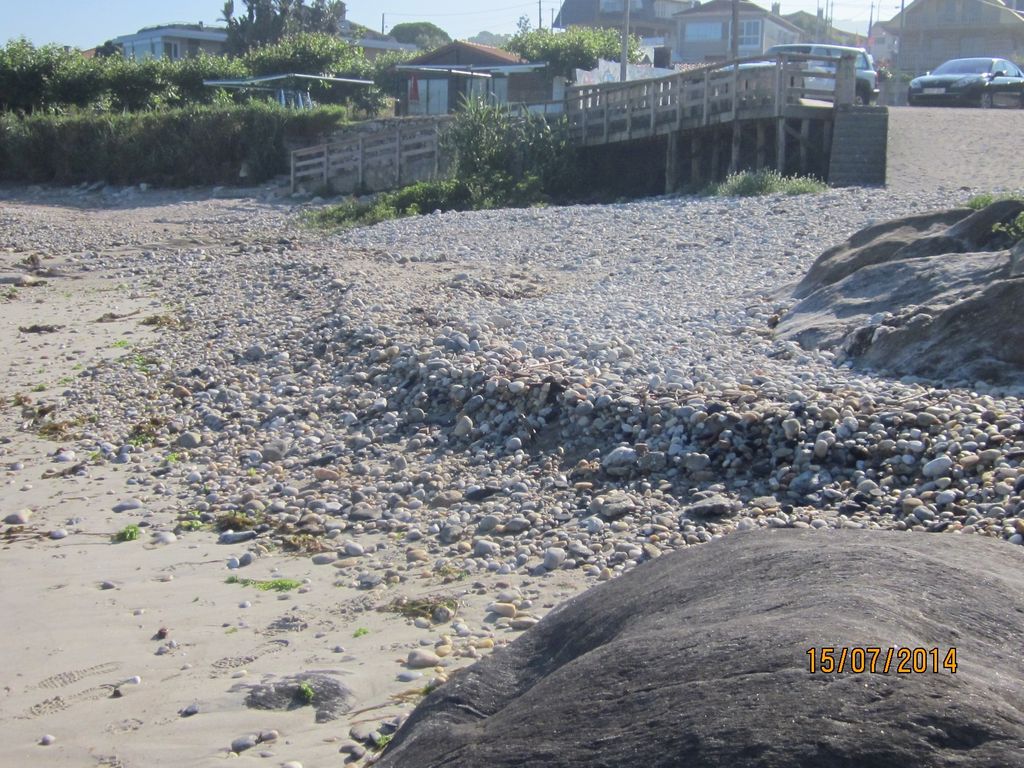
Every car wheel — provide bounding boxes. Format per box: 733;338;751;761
979;92;994;108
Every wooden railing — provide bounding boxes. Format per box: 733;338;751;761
566;52;856;146
290;122;442;193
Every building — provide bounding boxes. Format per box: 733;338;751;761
354;38;419;60
396;41;550;115
674;0;803;63
113;24;228;61
882;0;1024;73
554;0;699;40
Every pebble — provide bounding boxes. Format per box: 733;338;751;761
39;735;56;746
4;509;32;525
231;734;259;753
407;649;441;668
112;498;144;513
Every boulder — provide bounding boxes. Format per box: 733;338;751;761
778;201;1024;385
376;530;1024;768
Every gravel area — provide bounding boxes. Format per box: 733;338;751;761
5;181;1024;760
5;183;1024;580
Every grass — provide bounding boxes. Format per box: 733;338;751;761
305;179;474;232
353;627;370;638
127;417;164;446
703;169;827;197
141;313;184;329
31;383;46;392
225;575;302;592
967;192;1024;210
994;212;1024;243
372;732;394;752
112;339;131;349
114;524;140;542
296;680;315;704
434;563;470;583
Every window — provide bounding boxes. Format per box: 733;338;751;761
163;41;179;59
601;0;624;10
738;19;760;47
685;22;723;41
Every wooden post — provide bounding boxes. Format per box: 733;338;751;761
395;129;402;187
835;54;856;106
756;120;767;170
665;132;680;194
690;133;703;187
774;57;784;114
431;125;438;179
730;120;741;174
799;119;811;173
776;118;787;173
650;83;657;134
702;70;711;126
711;130;721;181
322;144;328;187
357;136;365;188
675;74;684;129
290;150;296;193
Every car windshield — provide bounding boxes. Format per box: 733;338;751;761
932;59;993;75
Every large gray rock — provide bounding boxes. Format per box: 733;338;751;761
377;531;1024;768
779;201;1024;385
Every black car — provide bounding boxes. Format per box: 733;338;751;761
908;57;1024;107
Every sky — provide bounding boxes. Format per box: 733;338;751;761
2;0;891;49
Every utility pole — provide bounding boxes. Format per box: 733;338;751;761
620;0;631;81
730;0;739;59
381;13;385;35
897;0;905;71
539;0;543;29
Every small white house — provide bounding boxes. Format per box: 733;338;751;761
114;25;229;61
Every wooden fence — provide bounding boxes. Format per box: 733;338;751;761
290;122;442;194
566;52;857;146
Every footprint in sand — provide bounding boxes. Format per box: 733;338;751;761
37;661;121;690
209;639;289;676
24;684;115;718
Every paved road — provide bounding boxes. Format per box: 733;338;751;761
886;105;1024;193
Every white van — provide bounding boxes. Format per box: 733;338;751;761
765;43;879;105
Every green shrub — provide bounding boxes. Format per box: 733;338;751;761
994;212;1024;243
703;169;826;197
0;103;349;186
306;178;473;229
967;192;1024;210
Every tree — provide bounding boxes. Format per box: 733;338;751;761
505;27;642;80
388;22;451;52
468;31;511;48
221;0;347;55
94;40;121;58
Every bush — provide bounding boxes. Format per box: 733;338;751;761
309;101;577;230
0;37;381;115
703;169;827;197
0;103;349;186
967;192;1024;210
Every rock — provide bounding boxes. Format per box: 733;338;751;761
231;734;259;753
376;531;1024;768
474;540;500;558
487;602;517;618
681;494;737;518
39;734;56;746
922;455;955;479
219;530;257;545
261;439;290;463
4;509;32;525
407;649;441;669
112;498;144;513
432;490;464;508
49;529;68;540
601;446;637;476
176;432;202;449
594;492;635;520
453;415;473;438
152;531;176;545
542;547;566;571
349;503;381;521
778;202;1024;385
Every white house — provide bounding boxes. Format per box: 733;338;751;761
114;25;229;61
